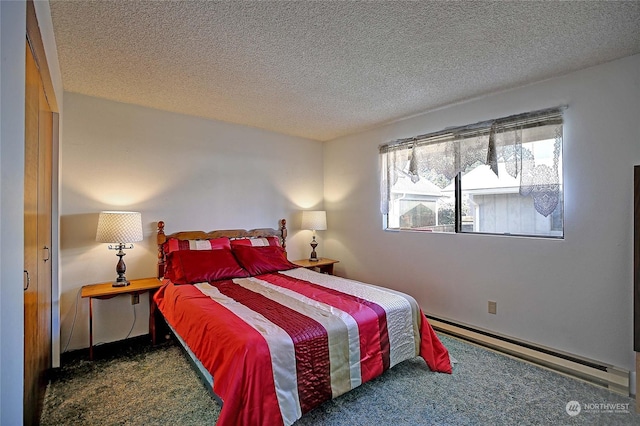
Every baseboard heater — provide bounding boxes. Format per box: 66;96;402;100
428;315;629;396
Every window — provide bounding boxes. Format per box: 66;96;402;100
380;107;564;238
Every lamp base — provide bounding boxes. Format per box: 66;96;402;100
112;278;130;287
309;238;319;262
113;250;130;287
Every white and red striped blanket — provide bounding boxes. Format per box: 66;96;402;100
154;268;451;426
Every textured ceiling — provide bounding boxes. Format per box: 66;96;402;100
50;1;640;141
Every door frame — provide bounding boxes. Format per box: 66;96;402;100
26;0;60;367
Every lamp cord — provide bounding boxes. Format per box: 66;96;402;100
63;288;138;353
62;287;82;353
95;302;137;346
125;303;137;340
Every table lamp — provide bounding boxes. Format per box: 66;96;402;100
96;211;143;287
301;210;327;262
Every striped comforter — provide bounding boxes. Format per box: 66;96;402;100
154;268;451;426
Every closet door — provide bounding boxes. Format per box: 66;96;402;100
24;39;53;426
24;41;41;426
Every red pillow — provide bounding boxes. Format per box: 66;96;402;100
230;237;281;248
232;245;297;276
165;249;249;284
164;237;231;254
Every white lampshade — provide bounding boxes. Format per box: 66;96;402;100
96;211;143;243
301;210;327;231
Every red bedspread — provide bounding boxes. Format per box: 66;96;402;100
154;268;451;426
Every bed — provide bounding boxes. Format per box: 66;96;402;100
153;219;452;426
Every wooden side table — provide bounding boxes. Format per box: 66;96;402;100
81;277;163;360
291;258;339;275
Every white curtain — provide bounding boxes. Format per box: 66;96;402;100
380;107;563;217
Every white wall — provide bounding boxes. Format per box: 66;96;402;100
60;93;324;351
324;54;640;372
1;2;27;424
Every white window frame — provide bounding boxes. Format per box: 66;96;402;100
380;107;565;239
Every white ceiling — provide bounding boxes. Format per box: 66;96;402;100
50;1;640;141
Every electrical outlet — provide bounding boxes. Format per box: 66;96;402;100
488;301;497;314
131;293;140;305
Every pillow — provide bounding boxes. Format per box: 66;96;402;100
165;249;249;284
165;237;231;254
231;245;297;276
230;236;281;248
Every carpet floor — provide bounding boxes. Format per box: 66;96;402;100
41;333;640;425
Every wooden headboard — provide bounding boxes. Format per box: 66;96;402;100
156;219;288;279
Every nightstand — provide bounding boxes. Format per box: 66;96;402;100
81;277;163;360
291;258;339;275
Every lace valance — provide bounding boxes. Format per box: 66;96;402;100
380;107;564;217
